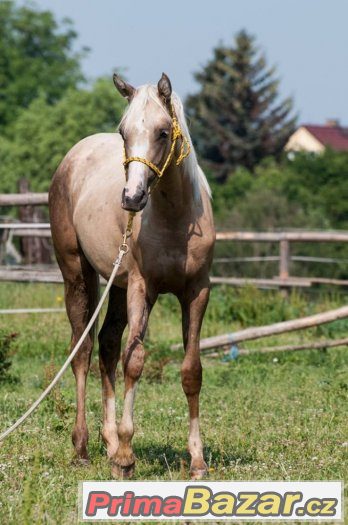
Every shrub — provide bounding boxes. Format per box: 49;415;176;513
0;331;18;383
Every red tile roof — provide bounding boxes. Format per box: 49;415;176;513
303;124;348;151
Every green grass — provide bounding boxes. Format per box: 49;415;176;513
0;283;347;524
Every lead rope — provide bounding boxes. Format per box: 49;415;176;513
0;213;135;442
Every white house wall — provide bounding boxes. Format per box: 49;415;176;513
284;127;325;153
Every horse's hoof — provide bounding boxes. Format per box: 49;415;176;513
71;457;90;467
111;461;135;479
190;463;208;480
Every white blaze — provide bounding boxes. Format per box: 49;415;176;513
124;119;150;197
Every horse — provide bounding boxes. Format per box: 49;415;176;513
48;73;215;479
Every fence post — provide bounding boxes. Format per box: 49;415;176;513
18;178;32;264
279;239;290;297
279;239;290;279
18;179;51;264
0;228;8;264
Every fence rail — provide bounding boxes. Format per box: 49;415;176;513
0;223;51;238
0;193;48;206
216;231;348;242
0;223;50;229
215;256;348;264
171;305;348;351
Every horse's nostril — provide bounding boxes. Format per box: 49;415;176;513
122;189;145;204
133;190;145;204
121;189;147;211
125;190;145;205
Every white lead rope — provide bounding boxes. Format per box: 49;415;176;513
0;249;127;442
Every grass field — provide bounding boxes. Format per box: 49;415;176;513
0;282;347;524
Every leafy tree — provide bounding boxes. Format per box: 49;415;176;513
280;150;348;229
186;30;296;180
211;152;348;230
0;0;85;130
0;78;126;192
211;152;348;281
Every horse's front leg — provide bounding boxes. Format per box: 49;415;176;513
180;278;210;480
112;276;154;479
98;285;127;459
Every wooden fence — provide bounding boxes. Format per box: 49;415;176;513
215;231;348;288
1;192;348;289
1;192;348;357
0;184;50;264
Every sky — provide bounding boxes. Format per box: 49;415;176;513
26;0;348;124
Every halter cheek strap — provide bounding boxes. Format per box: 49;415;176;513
123;102;191;183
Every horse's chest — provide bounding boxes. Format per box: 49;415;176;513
139;240;203;292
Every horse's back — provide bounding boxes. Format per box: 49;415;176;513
52;133;124;193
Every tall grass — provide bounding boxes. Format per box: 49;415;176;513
0;282;347;523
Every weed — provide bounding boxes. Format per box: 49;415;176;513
42;359;70;419
0;330;18;384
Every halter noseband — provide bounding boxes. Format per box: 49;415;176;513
123;102;191;184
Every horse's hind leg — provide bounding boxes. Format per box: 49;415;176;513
63;256;98;463
180;278;210;480
98;285;127;459
50;169;98;462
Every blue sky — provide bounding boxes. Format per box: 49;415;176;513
27;0;348;124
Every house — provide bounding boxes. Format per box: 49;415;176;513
285;120;348;153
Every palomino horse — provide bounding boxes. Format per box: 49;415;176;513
49;73;215;479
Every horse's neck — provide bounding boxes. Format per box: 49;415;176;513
148;162;197;222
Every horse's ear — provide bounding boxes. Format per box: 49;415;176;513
113;74;135;101
158;73;172;105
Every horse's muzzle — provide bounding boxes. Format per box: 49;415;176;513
121;188;148;212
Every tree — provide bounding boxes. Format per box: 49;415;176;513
0;0;85;131
0;78;126;192
186;30;296;180
211;152;348;230
211;152;348;281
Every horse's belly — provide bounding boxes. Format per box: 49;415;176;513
77;229;128;284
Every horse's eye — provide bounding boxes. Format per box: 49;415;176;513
159;129;169;140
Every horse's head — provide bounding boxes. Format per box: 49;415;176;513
114;73;174;212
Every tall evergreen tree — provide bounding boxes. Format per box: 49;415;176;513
186;30;296;180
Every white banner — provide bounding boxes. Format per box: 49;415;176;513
80;481;343;521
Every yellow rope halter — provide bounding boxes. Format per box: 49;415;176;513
123;102;191;182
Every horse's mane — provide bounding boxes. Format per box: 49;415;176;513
119;85;212;202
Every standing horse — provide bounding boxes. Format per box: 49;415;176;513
49;73;215;479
